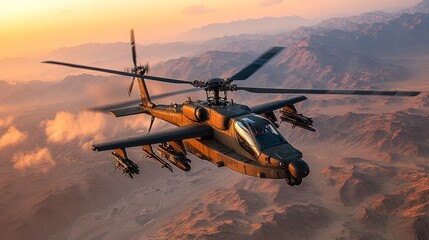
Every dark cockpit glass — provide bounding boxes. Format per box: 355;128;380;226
234;114;287;155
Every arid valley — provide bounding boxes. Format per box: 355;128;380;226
1;1;428;239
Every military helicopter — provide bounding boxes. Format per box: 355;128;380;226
43;30;420;186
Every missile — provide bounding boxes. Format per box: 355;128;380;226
279;110;315;132
111;151;140;178
142;147;174;172
157;144;191;172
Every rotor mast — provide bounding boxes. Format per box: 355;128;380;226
193;78;237;106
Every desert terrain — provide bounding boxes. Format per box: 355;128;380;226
0;2;428;240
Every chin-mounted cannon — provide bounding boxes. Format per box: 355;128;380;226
279;105;315;132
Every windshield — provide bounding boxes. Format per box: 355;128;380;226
234;114;287;154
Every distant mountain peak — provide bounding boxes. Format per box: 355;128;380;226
177;15;315;42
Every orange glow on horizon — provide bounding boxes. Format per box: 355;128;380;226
0;0;420;58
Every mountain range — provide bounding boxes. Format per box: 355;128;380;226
1;2;428;240
176;15;315;42
2;3;428;82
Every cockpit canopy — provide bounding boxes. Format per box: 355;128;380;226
234;114;287;157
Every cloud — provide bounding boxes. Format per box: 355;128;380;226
13;148;55;172
43;111;107;143
0;126;28;149
0;116;14;128
42;110;161;150
81;133;105;151
260;0;284;6
122;116;149;131
182;5;213;15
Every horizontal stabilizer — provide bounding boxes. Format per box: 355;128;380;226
110;107;148;117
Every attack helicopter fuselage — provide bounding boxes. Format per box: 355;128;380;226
128;98;310;182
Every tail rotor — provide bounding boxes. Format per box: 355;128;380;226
128;29;149;96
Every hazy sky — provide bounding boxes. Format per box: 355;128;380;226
0;0;420;58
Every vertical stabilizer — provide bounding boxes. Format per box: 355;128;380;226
137;75;153;107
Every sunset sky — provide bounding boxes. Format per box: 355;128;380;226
0;0;419;58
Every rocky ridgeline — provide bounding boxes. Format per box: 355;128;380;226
287;110;429;158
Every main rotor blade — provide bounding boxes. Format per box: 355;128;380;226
130;29;137;68
42;61;193;85
237;87;421;97
229;47;284;81
87;88;202;112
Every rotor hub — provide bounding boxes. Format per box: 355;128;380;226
191;78;239;105
135;66;146;75
192;78;237;92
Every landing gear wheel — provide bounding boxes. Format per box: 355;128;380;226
285;177;296;186
295;178;302;185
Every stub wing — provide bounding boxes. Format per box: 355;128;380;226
250;96;308;114
92;124;213;151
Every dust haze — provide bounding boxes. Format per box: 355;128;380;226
0;2;428;240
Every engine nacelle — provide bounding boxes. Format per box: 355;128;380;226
183;104;208;122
